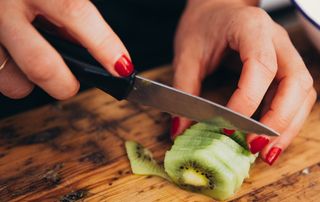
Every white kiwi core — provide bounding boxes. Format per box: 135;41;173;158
182;169;209;187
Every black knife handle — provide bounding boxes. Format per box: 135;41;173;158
40;31;135;100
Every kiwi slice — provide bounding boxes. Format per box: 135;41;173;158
222;129;248;150
174;129;254;160
164;149;236;200
125;141;170;180
190;123;221;132
193;123;248;150
167;139;249;191
191;123;248;150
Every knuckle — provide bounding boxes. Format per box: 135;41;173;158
4;85;34;99
241;7;271;29
240;90;260;110
55;81;79;100
254;58;277;77
309;88;317;104
275;24;289;37
0;9;11;30
272;113;291;131
60;0;91;19
295;70;314;93
92;31;114;51
24;53;56;83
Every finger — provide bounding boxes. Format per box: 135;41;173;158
260;88;317;165
246;81;277;154
0;14;80;100
259;25;314;134
0;58;34;99
227;22;277;117
171;48;205;139
30;0;134;77
170;117;193;140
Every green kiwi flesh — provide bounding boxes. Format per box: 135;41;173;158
125;123;256;200
125;141;170;180
192;123;248;149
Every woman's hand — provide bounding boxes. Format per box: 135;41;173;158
171;0;317;165
0;0;133;100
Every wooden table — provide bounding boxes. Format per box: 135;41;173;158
1;26;320;202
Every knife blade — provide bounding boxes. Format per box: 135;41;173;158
127;76;279;136
42;31;279;137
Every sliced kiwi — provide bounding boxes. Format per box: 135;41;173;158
125;141;170;180
190;123;221;133
166;132;250;191
174;129;254;160
164;149;236;200
192;123;249;150
223;129;248;150
125;123;256;201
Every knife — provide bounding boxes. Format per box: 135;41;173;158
41;32;279;136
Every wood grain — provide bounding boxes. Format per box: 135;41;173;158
0;26;320;202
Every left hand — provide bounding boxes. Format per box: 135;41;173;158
171;0;316;165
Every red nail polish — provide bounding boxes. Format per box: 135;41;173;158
114;54;134;77
170;117;180;139
222;128;235;136
266;147;282;166
249;136;269;154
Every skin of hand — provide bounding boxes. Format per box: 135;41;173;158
0;0;134;100
171;0;317;165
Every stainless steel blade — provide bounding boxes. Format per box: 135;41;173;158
127;76;279;136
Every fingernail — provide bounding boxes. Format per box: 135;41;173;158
249;136;269;154
170;117;180;139
222;128;235;136
114;54;134;77
266;147;282;166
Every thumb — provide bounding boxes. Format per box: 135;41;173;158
170;54;205;140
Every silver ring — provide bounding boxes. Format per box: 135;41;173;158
0;56;8;71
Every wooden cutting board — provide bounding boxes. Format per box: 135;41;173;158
1;26;320;202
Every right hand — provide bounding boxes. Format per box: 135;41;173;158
0;0;134;100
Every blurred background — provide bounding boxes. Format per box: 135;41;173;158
0;0;305;119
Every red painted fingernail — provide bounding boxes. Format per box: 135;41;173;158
170;117;180;139
222;128;235;136
114;54;134;77
266;147;282;166
249;136;269;154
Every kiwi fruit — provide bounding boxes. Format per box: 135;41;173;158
191;122;248;149
222;129;248;150
164;149;237;200
125;123;256;201
125;141;170;180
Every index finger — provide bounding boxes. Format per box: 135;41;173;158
30;0;133;77
226;22;277;117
